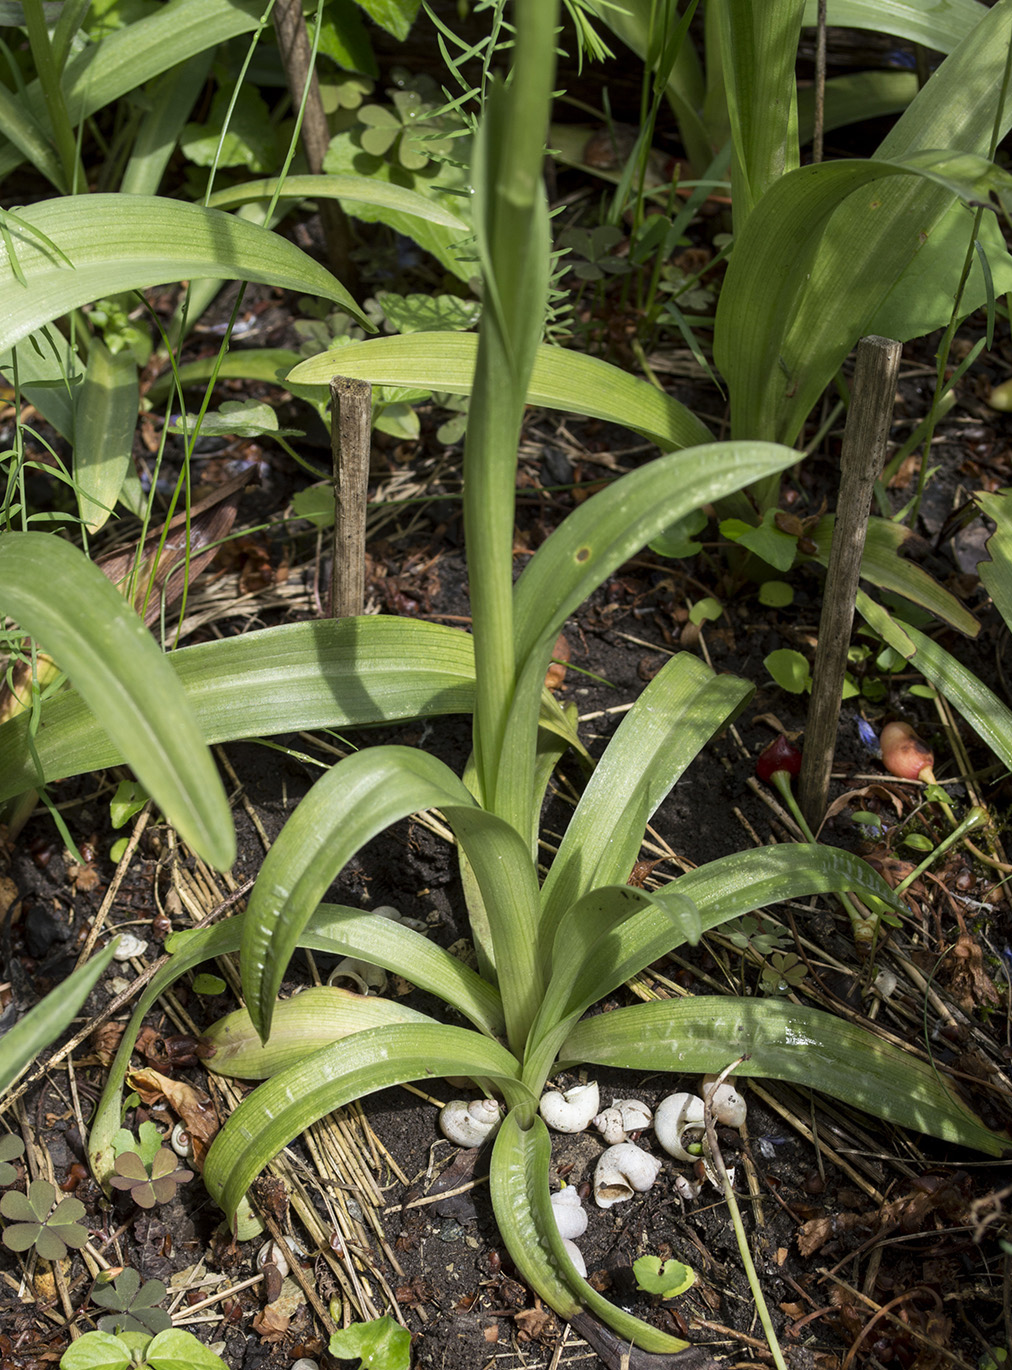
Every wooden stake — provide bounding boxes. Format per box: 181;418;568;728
798;335;902;829
273;0;356;282
330;377;372;619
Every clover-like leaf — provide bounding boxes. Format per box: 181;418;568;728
0;1134;25;1187
92;1268;172;1336
112;1121;163;1170
1;1178;89;1259
110;1149;193;1209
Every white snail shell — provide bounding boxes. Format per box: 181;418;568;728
701;1075;747;1128
326;957;387;996
538;1081;600;1133
593;1142;662;1209
170;1122;193;1158
654;1092;706;1162
593;1097;652;1144
550;1187;588;1240
439;1097;502;1147
256;1236;303;1279
561;1238;587;1277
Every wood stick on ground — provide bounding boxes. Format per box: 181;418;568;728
330;377;372;618
272;0;356;282
799;335;902;829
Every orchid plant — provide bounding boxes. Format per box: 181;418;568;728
73;0;1006;1354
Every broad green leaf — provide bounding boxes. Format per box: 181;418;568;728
145;1327;234;1370
809;515;979;636
0;938;120;1094
524;883;703;1090
490;1113;689;1353
867;199;1012;343
202;986;438;1079
798;71;919;145
0;81;64;189
355;0;421;41
0;533;233;869
202;1024;531;1225
0;195;370;356
286;334;715;452
674;842;904;924
0;618;477;805
0;0;265;182
807;0;985;51
206;174;470;232
499;441;798;837
239;747;542;1049
0;325;83;440
857;592;1012;773
715;150;1012;446
74;338;139;533
558;996;1005;1155
715;0;803;230
540;654;752;933
120;51;215;196
328;1317;411;1370
766;2;1012;447
975;490;1012;630
58;1331;132;1370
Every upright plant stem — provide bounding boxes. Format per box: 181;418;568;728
463;0;558;815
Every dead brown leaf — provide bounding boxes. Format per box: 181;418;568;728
126;1067;219;1164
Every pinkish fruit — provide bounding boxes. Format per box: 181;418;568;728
756;735;802;784
880;721;935;783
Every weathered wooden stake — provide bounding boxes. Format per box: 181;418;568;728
329;376;372;619
274;0;356;282
798;335;902;830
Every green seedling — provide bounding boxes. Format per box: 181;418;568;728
632;1254;696;1299
91;1269;172;1336
0;1179;89;1260
0;1135;25;1186
110;1125;192;1209
60;1327;227;1370
328;1309;411;1370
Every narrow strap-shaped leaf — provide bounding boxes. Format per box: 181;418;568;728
499;441;797;835
0;0;263;181
715;150;1012;445
120;49;215;196
286;333;715;452
207;175;469;231
540;654;752;936
203;1024;532;1225
524;883;702;1092
88;906;502;1188
0;326;83;440
0;194;370;355
673;841;904;924
767;1;1012;447
490;1113;689;1353
240;747;542;1050
858;591;1012;773
201;987;439;1079
73;337;139;533
803;0;983;52
715;0;803;230
0;533;233;870
808;515;979;636
0;937;120;1094
0;617;476;805
558;996;1007;1156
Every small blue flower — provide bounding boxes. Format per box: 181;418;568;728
857;718;880;755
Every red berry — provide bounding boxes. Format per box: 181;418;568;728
756;735;802;783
